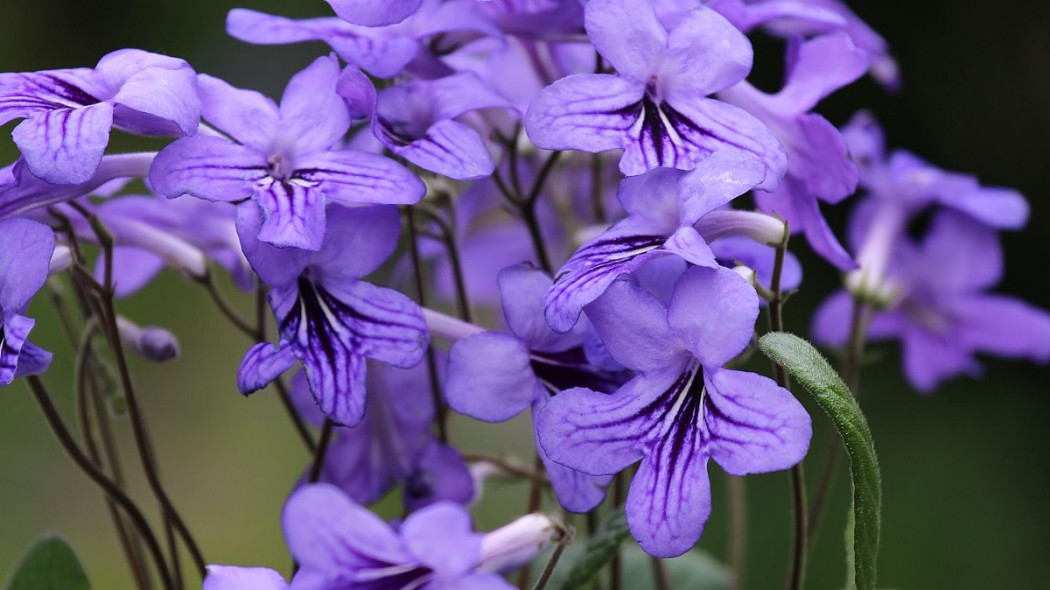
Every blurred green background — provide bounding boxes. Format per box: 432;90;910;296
1;1;1048;589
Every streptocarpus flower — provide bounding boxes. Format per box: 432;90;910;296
338;68;510;180
525;0;785;184
0;218;57;385
813;210;1050;392
149;55;424;251
288;363;473;511
543;150;776;332
446;263;619;512
205;484;556;590
538;266;811;556
324;0;423;27
237;203;428;427
721;32;869;271
0;49;199;185
226;1;500;79
840;112;1029;299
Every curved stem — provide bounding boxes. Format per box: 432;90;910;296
28;376;174;590
308;420;335;483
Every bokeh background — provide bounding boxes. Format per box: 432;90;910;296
1;1;1048;589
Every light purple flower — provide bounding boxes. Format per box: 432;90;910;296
525;0;785;183
721;33;868;271
813;210;1050;393
149;55;424;251
237;203;428;427
325;0;423;27
227;1;500;79
538;266;811;556
338;68;509;180
289;363;473;511
274;484;550;590
0;49;199;184
543;150;776;332
0;218;57;385
446;263;619;512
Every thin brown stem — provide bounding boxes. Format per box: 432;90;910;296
28;376;174;590
650;556;674;590
516;453;548;589
274;378;318;454
308;420;335;483
530;526;575;590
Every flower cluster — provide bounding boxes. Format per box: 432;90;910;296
1;0;1046;588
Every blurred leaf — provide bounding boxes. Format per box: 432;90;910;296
759;332;882;590
4;534;90;590
620;545;729;589
556;510;630;590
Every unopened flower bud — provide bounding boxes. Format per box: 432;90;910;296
477;513;557;574
116;317;180;363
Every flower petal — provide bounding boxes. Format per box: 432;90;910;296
952;295;1050;363
198;74;279;152
703;368;811;475
661;5;753;96
324;0;423;26
294;150;425;206
525;73;644;154
901;326;980;393
625;439;711;558
584;0;667;81
401;502;481;576
279;55;350;156
0;69;105;126
101;49;201;137
311;204;402;281
254;180;327;250
204;566;288;590
392;119;494;180
149;135;267;201
0;217;56;311
237;341;297;394
532;397;611;513
12;102;113;184
283;484;408;573
1;314;36;385
446;332;537;422
775;33;868;113
667;266;758;368
580;278;683;374
498;263;577;350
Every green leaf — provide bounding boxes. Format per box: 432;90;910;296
620;545;730;590
759;332;882;590
4;535;91;590
555;510;631;590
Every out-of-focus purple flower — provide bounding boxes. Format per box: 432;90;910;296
238;204;428;427
477;0;585;39
446;263;619;512
0;50;199;185
721;33;868;271
280;484;551;589
841;112;1028;299
289;362;473;511
711;0;900;89
525;0;785;183
543;151;778;332
325;0;423;26
538;266;810;557
1;153;155;221
814;210;1050;392
204;566;288;590
227;1;500;79
149;55;424;251
86;195;250;297
0;218;57;385
338;68;509;180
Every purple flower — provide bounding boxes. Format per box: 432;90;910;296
840;112;1029;299
237;203;428;427
543;151;778;332
446;263;619;512
813;210;1050;392
338;68;509;180
538;266;811;556
324;0;423;27
525;0;785;183
0;218;57;385
0;153;155;221
149;55;424;251
204;484;555;590
289;363;473;511
226;2;500;79
0;49;200;185
720;33;869;271
87;195;250;297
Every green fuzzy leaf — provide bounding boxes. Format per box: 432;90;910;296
4;535;91;590
759;332;882;590
556;510;631;590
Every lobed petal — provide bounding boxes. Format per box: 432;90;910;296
294;150;425;206
197;74;279;152
149;135;267;201
253;180;327;251
525;74;643;154
446;332;538;422
12;102;113;185
667;266;758;368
